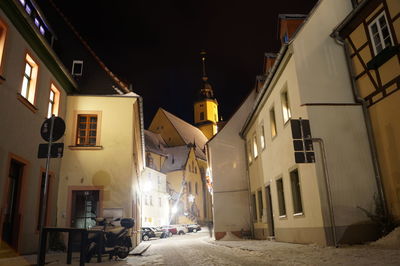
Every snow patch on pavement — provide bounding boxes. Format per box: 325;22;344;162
370;227;400;249
219;232;242;241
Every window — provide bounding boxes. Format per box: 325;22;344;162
260;125;265;150
149;195;153;206
368;12;394;55
188;181;192;193
290;169;303;215
200;112;205;121
252;193;257;221
195;182;198;195
270;107;277;138
257;190;263;221
0;19;7;75
276;178;286;217
76;114;97;146
72;60;83;76
281;90;291;124
253;134;258;158
159;197;162;207
21;53;38;105
37;172;51;230
47;84;60;118
247;140;252;164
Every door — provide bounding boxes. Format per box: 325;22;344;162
71;190;99;229
265;185;275;237
2;160;24;249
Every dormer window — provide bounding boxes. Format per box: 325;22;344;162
34;18;39;28
25;5;32;15
39;26;45;35
72;60;83;76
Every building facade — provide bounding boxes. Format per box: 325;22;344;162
57;94;145;246
0;0;77;255
207;89;257;240
333;0;400;222
241;0;380;246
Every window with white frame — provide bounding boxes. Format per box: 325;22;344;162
72;60;84;76
253;134;258;158
260;125;265;150
281;90;291;124
368;12;394;56
47;84;60;118
247;140;252;164
270;107;277;138
276;178;286;216
290;169;303;215
21;53;38;105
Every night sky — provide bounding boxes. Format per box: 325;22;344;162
53;0;317;127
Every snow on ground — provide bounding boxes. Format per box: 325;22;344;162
370;227;400;249
1;228;400;265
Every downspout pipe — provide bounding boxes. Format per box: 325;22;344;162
331;32;388;218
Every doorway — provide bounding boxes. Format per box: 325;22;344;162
265;185;275;237
71;190;100;229
2;159;25;249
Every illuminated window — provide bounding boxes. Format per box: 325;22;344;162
260;125;265;150
39;26;45;35
0;19;7;75
76;114;98;146
21;53;38;105
270;107;277;138
368;12;393;56
253;134;258;158
281;90;291;124
25;5;32;15
34;18;40;27
247;140;252;164
47;84;60;118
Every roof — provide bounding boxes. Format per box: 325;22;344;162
161;146;191;173
160;108;207;160
144;130;168;156
35;0;130;95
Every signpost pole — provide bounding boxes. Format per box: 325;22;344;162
37;115;55;266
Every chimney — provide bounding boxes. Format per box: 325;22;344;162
278;14;307;44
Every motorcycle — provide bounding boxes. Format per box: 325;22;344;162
86;217;135;262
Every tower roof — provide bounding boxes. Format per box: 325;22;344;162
197;50;216;101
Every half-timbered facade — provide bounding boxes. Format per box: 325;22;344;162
334;0;400;221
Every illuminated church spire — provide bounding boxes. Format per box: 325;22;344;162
194;50;219;139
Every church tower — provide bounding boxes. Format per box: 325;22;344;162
194;50;219;139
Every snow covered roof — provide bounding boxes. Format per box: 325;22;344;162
160;108;207;160
161;146;191;173
144;130;167;156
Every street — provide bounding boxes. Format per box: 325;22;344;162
1;227;400;266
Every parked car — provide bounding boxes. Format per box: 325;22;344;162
161;224;188;235
186;224;201;233
141;227;156;241
161;225;176;237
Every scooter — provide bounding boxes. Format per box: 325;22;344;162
86;217;135;262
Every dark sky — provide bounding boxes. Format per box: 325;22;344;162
53;0;317;127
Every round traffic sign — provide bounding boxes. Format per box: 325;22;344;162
41;117;66;142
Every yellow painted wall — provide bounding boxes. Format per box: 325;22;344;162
369;90;400;220
57;95;143;229
346;0;400;220
149;109;185;147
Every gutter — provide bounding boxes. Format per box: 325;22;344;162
331;31;388;217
